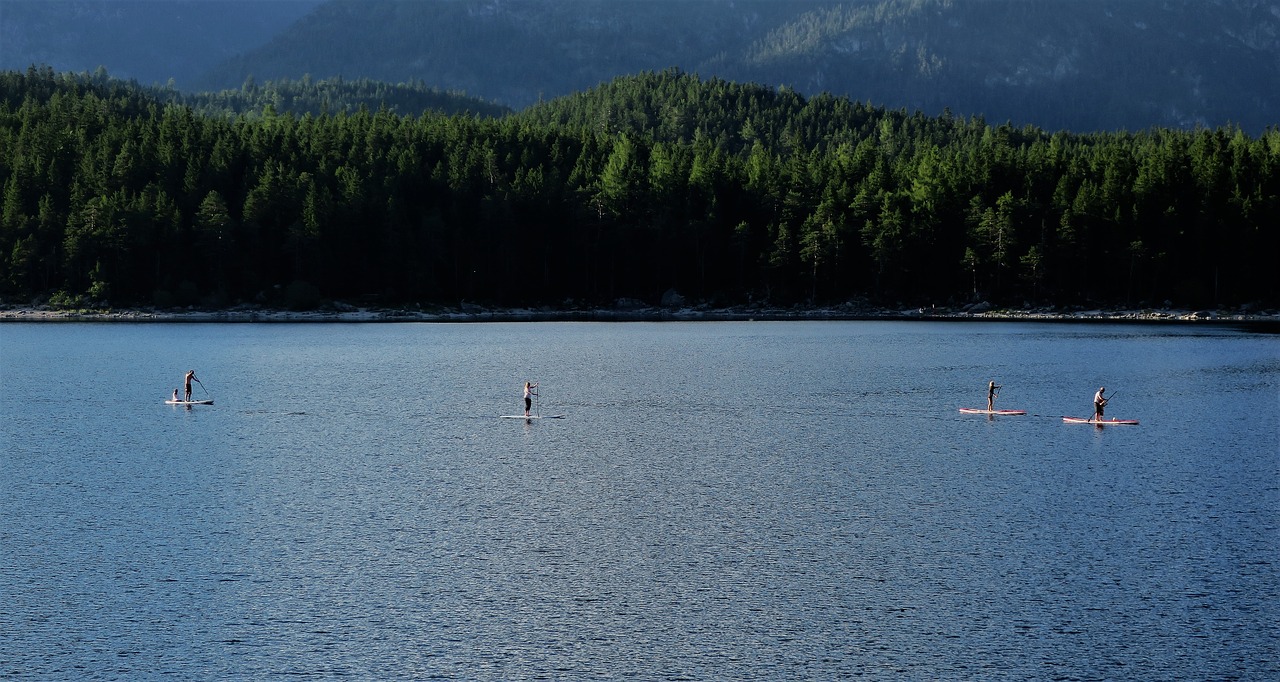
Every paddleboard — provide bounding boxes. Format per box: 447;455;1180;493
1062;416;1138;425
166;399;214;405
959;408;1027;415
500;415;564;419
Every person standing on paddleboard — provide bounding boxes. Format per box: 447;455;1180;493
524;381;539;417
987;381;1001;411
184;370;199;402
1092;387;1109;421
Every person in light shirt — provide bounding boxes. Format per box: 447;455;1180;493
1092;386;1109;421
524;381;539;417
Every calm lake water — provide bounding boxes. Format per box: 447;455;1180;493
1;321;1277;680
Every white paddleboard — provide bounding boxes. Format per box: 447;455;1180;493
959;408;1026;415
500;415;564;419
166;399;214;405
1063;416;1138;425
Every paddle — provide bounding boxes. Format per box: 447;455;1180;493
195;377;211;398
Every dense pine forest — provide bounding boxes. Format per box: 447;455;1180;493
1;67;1277;311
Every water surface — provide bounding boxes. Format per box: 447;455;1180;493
2;321;1276;679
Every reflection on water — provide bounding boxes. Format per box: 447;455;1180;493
2;321;1276;679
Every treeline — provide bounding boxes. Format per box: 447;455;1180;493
1;67;1277;311
32;67;510;120
180;74;511;120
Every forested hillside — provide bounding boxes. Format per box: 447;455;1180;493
199;0;1280;134
1;68;1277;312
718;0;1280;133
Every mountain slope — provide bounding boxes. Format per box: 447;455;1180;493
198;0;1280;133
724;0;1280;132
197;0;798;103
0;0;322;87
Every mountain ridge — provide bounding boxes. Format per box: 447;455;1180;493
195;0;1280;133
0;0;323;86
4;1;1276;133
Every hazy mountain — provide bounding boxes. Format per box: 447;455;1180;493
195;0;1279;133
720;0;1280;133
0;0;322;87
196;0;797;104
6;0;1276;132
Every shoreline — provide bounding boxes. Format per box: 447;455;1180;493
3;303;1278;329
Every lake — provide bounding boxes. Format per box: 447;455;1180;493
1;320;1277;680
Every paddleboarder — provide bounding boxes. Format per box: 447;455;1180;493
987;380;1001;411
523;381;539;417
172;388;180;402
184;370;199;402
1092;386;1109;422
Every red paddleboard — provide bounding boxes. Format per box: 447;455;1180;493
1062;416;1139;425
959;408;1026;415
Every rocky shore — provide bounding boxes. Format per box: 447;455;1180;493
3;301;1278;328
